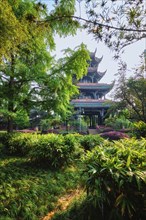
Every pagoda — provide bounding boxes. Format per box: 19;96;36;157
71;49;114;128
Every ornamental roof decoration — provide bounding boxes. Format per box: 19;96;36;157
81;49;107;82
95;70;107;81
90;49;103;65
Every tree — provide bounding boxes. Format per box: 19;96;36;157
0;0;79;62
83;0;146;54
0;0;90;132
113;59;146;122
0;0;28;61
48;0;146;56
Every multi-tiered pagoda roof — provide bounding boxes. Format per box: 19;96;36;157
71;49;114;126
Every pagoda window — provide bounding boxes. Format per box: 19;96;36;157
85;92;94;99
99;93;103;99
93;77;99;83
82;76;92;83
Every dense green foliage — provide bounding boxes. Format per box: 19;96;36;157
133;121;146;138
82;0;146;55
105;111;133;130
50;138;146;220
0;132;146;219
0;157;81;219
79;134;104;151
0;0;90;132
113;61;146;123
29;134;80;168
82;138;146;220
0;132;83;168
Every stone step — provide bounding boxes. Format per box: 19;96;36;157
88;129;98;135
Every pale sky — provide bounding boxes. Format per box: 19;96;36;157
42;0;146;84
54;31;145;84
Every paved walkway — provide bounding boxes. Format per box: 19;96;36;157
88;129;98;135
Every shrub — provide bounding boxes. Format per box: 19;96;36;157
100;131;129;140
64;133;84;159
105;115;133;130
82;138;146;220
1;132;84;167
28;134;79;168
0;131;11;146
133;121;146;138
69;119;88;133
79;134;104;151
6;133;38;156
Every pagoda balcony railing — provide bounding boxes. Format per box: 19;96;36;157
71;99;112;108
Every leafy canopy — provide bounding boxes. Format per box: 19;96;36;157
113;57;146;122
0;0;90;132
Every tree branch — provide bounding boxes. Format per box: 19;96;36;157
43;15;146;33
124;95;144;121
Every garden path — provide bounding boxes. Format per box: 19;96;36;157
41;187;84;220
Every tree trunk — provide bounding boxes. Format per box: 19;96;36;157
7;116;13;133
7;54;15;133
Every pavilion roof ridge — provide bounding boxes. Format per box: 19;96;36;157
77;82;112;86
71;98;111;102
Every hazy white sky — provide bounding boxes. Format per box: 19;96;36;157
42;0;146;83
54;31;145;83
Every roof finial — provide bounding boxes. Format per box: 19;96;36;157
94;48;97;55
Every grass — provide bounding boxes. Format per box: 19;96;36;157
0;155;82;220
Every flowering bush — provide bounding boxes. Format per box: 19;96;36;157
100;131;129;140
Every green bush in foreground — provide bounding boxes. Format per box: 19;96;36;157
82;138;146;220
0;132;83;168
133;121;146;138
0;157;81;220
52;138;146;220
28;133;84;168
79;134;104;151
7;133;38;156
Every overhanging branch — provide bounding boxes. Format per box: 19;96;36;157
44;15;146;33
